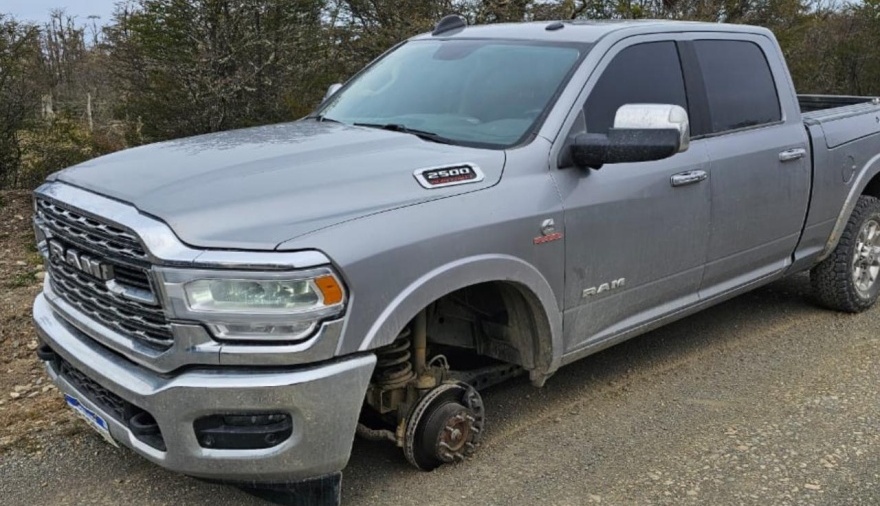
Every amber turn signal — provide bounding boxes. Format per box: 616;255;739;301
315;275;344;305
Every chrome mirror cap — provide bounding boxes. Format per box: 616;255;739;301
614;104;690;153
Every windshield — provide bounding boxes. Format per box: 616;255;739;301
317;39;585;148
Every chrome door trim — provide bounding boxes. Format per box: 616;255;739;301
778;147;807;162
670;169;709;187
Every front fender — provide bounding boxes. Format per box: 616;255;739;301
355;254;564;376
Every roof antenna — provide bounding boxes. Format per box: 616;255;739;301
432;14;467;36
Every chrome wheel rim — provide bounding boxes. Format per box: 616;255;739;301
853;218;880;296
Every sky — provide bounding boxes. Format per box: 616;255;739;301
2;0;117;24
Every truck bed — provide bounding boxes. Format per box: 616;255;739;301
800;95;880;149
799;94;880;114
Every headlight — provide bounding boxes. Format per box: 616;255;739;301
157;267;345;343
185;278;332;313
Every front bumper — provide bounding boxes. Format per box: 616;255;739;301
33;293;376;482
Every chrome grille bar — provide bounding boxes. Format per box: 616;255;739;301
36;198;148;261
49;259;173;348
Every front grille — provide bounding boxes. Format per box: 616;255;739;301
58;356;127;422
36;199;148;261
36;197;174;350
112;266;153;291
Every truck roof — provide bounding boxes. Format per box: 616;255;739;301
411;19;770;44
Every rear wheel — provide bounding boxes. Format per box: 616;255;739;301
811;195;880;312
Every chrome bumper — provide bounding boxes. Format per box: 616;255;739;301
34;293;376;482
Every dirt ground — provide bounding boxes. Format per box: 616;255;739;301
0;191;82;455
1;266;878;505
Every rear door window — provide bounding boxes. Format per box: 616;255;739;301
693;40;781;134
584;41;688;134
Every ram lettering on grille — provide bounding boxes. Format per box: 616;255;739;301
48;240;114;281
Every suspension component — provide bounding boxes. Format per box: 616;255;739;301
360;307;499;471
355;423;396;443
413;309;438;390
373;327;416;390
365;328;416;415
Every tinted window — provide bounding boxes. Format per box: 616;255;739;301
585;42;687;134
694;40;781;133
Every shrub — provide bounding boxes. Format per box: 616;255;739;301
16;118;96;188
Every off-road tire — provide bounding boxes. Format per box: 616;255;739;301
811;195;880;313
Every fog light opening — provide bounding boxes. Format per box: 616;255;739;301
193;413;293;450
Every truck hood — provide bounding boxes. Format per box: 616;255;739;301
54;120;505;250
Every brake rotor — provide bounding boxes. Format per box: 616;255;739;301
403;382;485;471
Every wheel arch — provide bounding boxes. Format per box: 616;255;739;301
863;171;880;200
821;152;880;261
356;254;563;378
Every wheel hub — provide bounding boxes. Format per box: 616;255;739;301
853;218;880;295
403;382;485;471
438;411;474;456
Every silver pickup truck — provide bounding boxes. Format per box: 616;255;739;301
31;16;880;502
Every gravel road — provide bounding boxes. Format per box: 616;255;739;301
1;272;878;505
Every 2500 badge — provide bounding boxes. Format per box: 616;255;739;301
414;164;485;189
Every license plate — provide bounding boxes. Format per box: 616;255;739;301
64;393;118;447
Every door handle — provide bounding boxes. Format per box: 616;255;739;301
670;170;708;187
778;148;806;162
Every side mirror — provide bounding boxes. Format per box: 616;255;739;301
323;83;343;103
569;104;690;169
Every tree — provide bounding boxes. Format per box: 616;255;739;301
0;14;41;187
107;0;326;142
2;0;880;190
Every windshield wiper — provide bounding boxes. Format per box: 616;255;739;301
353;122;456;145
307;114;343;124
